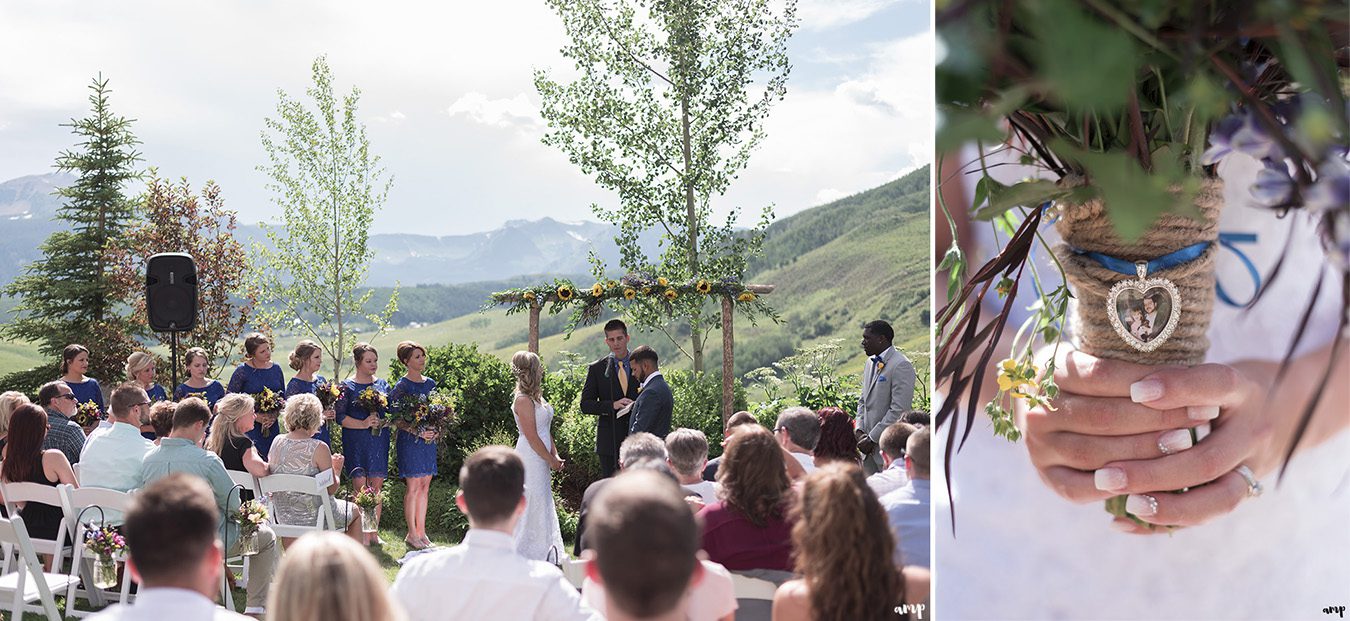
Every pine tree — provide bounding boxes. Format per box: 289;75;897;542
1;75;142;384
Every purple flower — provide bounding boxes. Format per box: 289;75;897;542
1250;161;1296;207
1305;152;1350;214
1201;115;1245;166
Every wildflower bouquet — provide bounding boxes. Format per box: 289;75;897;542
73;401;104;427
357;386;388;436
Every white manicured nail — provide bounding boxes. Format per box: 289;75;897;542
1130;379;1164;403
1187;405;1220;421
1157;429;1194;455
1126;494;1158;517
1094;467;1127;491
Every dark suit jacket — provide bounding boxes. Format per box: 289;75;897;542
629;373;673;438
579;355;639;456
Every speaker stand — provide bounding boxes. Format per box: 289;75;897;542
170;331;179;394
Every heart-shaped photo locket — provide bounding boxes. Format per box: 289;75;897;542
1107;274;1181;352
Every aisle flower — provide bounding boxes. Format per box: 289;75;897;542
231;500;269;556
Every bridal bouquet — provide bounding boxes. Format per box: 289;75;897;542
252;387;285;437
73;401;104;427
357;386;387;436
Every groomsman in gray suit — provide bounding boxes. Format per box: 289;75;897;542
855;320;915;474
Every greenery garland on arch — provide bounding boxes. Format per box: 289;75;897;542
487;273;778;334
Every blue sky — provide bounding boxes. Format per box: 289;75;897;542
0;0;931;236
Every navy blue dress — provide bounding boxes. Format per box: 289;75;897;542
145;383;168;402
390;377;438;478
285;376;333;446
336;378;391;478
227;363;286;460
66;378;104;417
174;380;226;408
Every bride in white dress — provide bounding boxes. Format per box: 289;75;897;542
509;351;567;562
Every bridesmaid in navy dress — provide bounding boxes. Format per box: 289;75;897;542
174;347;226;408
227;333;285;460
285;340;335;446
390;341;438;550
59;344;104;434
335;342;390;546
125;352;168;403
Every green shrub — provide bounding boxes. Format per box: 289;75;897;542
667;370;747;459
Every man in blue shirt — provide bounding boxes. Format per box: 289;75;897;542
881;426;931;568
138;397;279;616
82;383;155;493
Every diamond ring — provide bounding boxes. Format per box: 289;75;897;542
1234;465;1262;498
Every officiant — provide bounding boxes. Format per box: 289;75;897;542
580;319;640;478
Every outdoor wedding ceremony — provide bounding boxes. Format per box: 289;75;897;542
0;0;933;620
2;1;1347;621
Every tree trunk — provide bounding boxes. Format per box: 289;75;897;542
680;85;704;373
331;178;345;381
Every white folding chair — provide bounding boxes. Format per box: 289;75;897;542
561;559;588;589
71;463;81;484
226;470;262;500
256;473;336;539
731;573;780;601
59;485;136;617
0;515;80;620
1;480;73;572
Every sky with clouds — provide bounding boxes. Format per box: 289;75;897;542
0;0;931;236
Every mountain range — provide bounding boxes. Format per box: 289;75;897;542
0;172;655;287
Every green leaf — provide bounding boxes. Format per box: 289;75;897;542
975;179;1068;221
936;106;1004;154
1030;0;1139;110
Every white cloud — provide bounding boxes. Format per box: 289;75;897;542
797;0;904;30
815;188;849;203
446;92;543;134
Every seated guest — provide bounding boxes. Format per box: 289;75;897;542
36;380;86;464
900;410;929;427
574;432;668;555
80;383;155;504
812;407;861;467
700;425;794;573
206;394;269;502
139;397;280;616
391;446;600;621
866;422;916;498
880;426;931;569
0;390;31;451
771;464;929;621
701;411;759;482
148;401;176;443
1;403;78;540
89;473;251;620
775;407;820;478
268;532;403;621
584;470;736;621
268;394;362;542
666;428;716;503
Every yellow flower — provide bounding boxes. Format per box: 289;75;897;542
657;277;668;287
642;286;652;295
1001;358;1017;373
623;288;636;300
606;280;618;289
523;291;536;302
997;374;1015;391
557;285;574;301
695;279;712;294
664;288;678;300
591;283;605;297
737;291;756;303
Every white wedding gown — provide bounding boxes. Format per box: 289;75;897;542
936;150;1350;620
512;398;566;562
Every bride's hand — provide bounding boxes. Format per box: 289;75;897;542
548;456;565;471
1019;347;1280;532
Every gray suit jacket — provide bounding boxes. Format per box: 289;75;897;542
858;346;915;469
629;373;673;439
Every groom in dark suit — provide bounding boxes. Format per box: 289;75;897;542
628;346;673;439
580;319;641;478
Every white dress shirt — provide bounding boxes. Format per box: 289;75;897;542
680;480;718;504
867;459;910;498
790;451;817;474
881;479;931;568
88;587;250;620
391;529;601;621
81;422;154;491
581;559;737;621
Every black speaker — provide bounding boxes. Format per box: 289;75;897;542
146;253;198;332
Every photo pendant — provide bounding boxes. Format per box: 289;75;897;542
1106;261;1181;353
